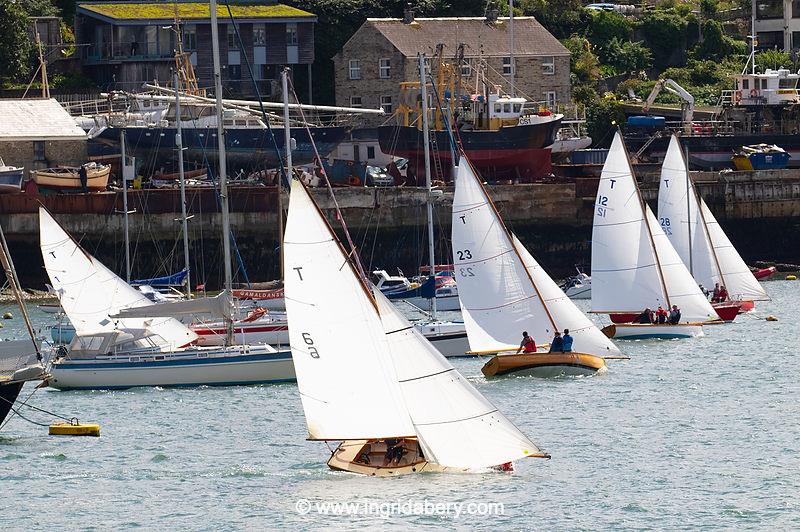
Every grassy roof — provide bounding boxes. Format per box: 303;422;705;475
80;3;313;20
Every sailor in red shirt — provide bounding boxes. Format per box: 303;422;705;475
517;331;536;354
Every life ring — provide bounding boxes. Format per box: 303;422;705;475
749;88;759;98
734;90;742;103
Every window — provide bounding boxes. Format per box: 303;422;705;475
350;96;362;107
503;103;511;113
349;59;361;80
544;91;557;108
228;65;242;79
757;31;784;49
494;103;502;113
33;141;45;161
183;26;196;50
460;59;472;77
380;95;393;114
742;79;750;90
253;25;266;46
379;58;391;79
542;56;555;75
502;57;513;75
367;146;376;159
286;23;298;45
227;25;239;49
756;0;783;19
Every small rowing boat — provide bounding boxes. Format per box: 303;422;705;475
0;157;24;194
31;163;110;191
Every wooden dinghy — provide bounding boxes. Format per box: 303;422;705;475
285;179;548;477
481;352;606;378
602;323;704;340
32;164;110;191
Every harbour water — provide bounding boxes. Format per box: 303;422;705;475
1;280;798;529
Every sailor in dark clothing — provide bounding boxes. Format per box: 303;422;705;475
634;308;654;324
561;329;573;352
668;305;681;325
549;331;564;353
78;165;88;193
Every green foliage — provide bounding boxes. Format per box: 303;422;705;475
60;22;76;57
638;9;690;71
516;0;589;39
699;0;718;17
755;49;795;72
585;10;633;52
586;96;626;148
51;72;97;91
0;0;33;82
562;35;601;105
604;38;653;73
18;0;57;16
692;20;747;60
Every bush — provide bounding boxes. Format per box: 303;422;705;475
755;49;795;72
638;10;690;70
586;96;626;148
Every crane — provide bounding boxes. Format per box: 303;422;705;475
643;78;695;130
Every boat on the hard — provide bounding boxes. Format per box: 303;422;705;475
0;157;25;194
31;163;110;191
451;156;620;377
657;134;770;317
284;177;548;475
591;132;719;339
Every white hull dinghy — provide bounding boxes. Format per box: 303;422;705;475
590;132;719;340
284;177;548;476
450;157;621;377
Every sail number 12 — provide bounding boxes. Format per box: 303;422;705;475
596;195;609;218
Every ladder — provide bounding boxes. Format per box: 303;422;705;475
428;127;444;182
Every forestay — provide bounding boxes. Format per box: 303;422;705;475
283;180;414;441
452;160;618;354
658;136;768;302
38;207;196;348
591;133;716;321
373;288;544;469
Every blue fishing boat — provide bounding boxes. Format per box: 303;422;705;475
0;157;24;193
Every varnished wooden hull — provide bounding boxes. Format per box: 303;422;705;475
602;323;704;339
32;166;110;191
327;439;459;476
481;352;606;378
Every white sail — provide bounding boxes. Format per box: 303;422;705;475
372;286;544;469
700;199;768;301
658;136;768;302
452;161;618;354
283;180;414;440
591;133;716;321
38;207;196;348
112;291;233;320
646;205;718;321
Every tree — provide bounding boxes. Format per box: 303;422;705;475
605;38;653;73
585;10;632;52
638;10;689;70
755;49;794;72
0;0;33;82
586;96;626;148
692;20;746;61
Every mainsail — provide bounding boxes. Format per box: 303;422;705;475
38;207;196;348
452;160;619;354
285;179;543;468
658;135;768;302
591;133;717;321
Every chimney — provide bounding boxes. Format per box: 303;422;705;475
486;8;499;23
403;3;415;24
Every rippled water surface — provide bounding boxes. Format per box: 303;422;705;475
1;281;799;529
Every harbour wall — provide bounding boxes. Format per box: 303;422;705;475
2;168;799;288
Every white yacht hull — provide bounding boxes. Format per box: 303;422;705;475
398;295;462;312
414;321;470;357
192;320;289;347
48;346;295;390
564;285;591;299
604;323;704;340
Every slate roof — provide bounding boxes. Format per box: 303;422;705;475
363;17;569;57
0;99;87;141
77;2;314;22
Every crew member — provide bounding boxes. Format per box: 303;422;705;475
517;331;536;354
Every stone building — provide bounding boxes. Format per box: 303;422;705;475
74;1;316;98
333;10;571;129
0;99;88;175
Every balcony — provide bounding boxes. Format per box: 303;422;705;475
83;42;178;65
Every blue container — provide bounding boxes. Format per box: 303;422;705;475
748;151;791;170
626;115;666;128
571;149;609;165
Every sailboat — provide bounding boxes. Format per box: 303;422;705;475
0;220;47;429
591;132;719;340
657;135;768;316
451;158;619;377
44;6;295;390
284;178;548;475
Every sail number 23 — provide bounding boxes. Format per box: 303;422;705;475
596;195;609;218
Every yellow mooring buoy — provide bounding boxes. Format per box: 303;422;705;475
786;275;797;281
766;315;779;322
49;422;101;437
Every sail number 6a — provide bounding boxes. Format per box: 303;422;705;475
301;332;320;358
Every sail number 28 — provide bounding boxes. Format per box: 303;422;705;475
660;217;672;235
596;195;609;218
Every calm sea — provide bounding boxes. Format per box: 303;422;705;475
1;281;798;529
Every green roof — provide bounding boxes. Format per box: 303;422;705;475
80;3;313;20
